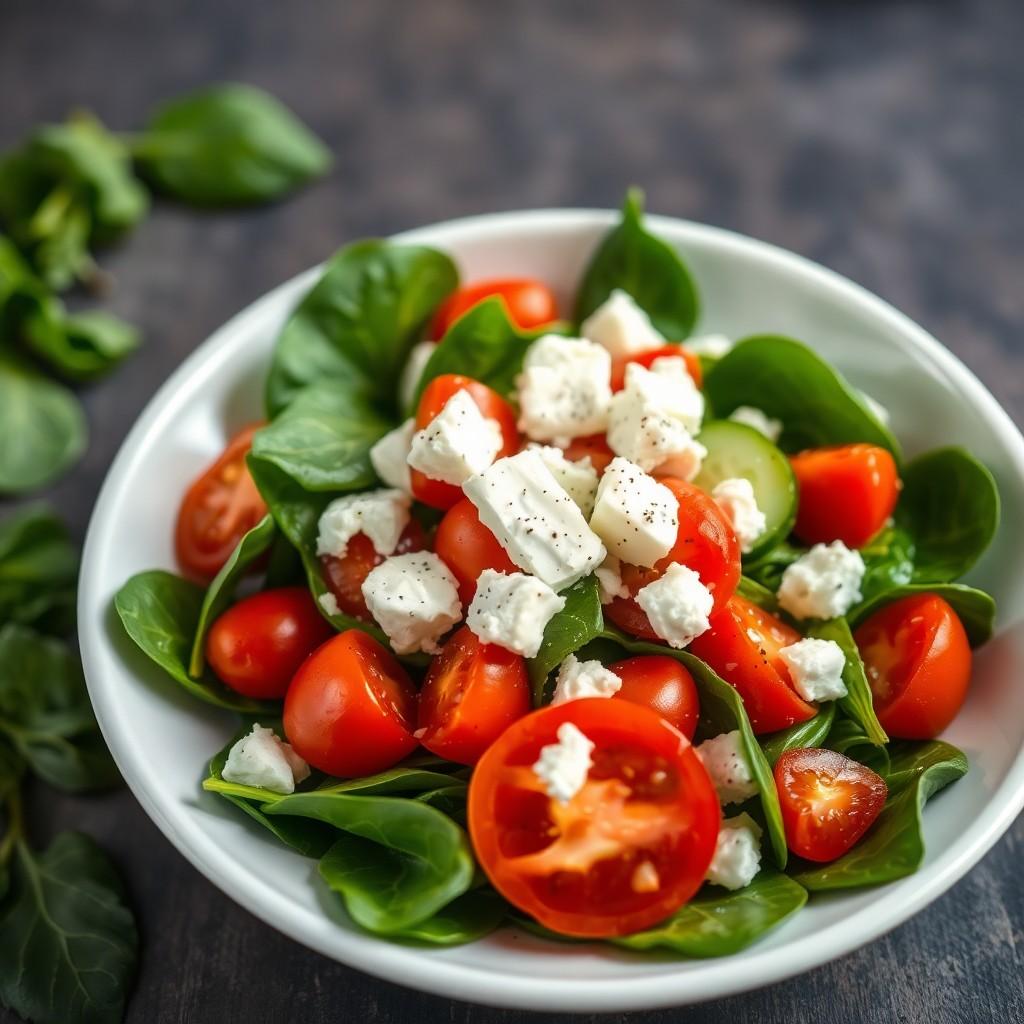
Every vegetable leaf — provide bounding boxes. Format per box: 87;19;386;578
760;703;836;767
26;309;140;381
383;889;505;946
850;583;995;648
825;718;890;776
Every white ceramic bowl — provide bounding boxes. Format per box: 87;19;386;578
79;210;1024;1013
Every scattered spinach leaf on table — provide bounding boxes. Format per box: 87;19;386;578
26;309;140;381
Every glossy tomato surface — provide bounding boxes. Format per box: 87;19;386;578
434;499;518;605
610;344;703;391
608;655;700;740
561;434;615;474
429;278;558;339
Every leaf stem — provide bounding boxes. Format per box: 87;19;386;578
0;784;24;865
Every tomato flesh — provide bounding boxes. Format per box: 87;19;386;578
434;499;518;605
561;434;615;474
608;655;700;740
429;278;558;339
610;344;703;391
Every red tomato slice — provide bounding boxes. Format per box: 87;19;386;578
687;596;817;734
284;630;418;777
417;626;531;765
774;747;887;862
468;699;720;938
608;655;700;740
854;593;971;739
429;278;558;339
561;434;615;474
434;499;518;605
610;344;703;391
175;424;268;581
790;444;900;548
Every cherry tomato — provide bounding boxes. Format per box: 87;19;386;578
774;747;887;862
417;626;531;765
175;425;268;581
429;278;558;339
284;630;418;777
434;499;518;605
608;655;700;740
610;344;703;391
561;434;615;474
411;374;520;509
469;699;720;937
790;444;900;548
604;478;741;639
688;596;816;734
854;593;971;739
206;587;334;699
321;521;426;621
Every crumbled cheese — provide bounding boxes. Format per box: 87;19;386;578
861;390;891;426
317;592;340;617
631;860;661;893
635;563;713;649
361;552;462;654
696;730;759;805
685;334;733;359
777;541;865;620
466;569;566;658
222;724;310;795
706;813;763;890
463;450;606;591
370;419;414;493
407;389;503;485
316;489;411;559
711;477;767;554
399;340;437;411
551;653;623;704
589;456;679;568
532;722;594;803
528;444;600;517
778;637;848;702
579;288;664;359
729;406;782;443
596;553;629;605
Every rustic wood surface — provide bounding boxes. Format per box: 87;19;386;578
2;0;1023;1020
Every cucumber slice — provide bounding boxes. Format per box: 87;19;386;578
694;420;797;559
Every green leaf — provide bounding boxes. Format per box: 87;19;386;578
0;832;138;1024
857;524;916;604
573;188;699;338
264;240;457;416
736;575;778;611
136;84;331;206
825;718;890;776
25;309;140;381
383;889;505;946
760;703;836;767
850;583;995;648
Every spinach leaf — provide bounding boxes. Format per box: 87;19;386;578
115;570;276;713
573;188;699;339
743;539;803;594
26;309;139;381
135;84;331;206
264;240;457;416
385;889;505;946
792;740;967;890
736;575;778;611
613;871;807;957
857;524;916;604
850;583;995;648
760;703;836;767
825;718;890;776
704;336;901;459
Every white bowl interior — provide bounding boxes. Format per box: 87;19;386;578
79;211;1024;1012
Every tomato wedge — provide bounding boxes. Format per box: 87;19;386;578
561;434;615;474
608;655;700;740
434;499;518;605
610;344;703;391
429;278;558;339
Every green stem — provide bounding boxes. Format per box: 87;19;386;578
0;784;24;865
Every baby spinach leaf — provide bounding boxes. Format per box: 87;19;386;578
857;524;916;604
265;240;457;416
573;188;699;339
613;871;807;957
0;831;138;1024
850;583;995;648
384;889;505;946
136;84;331;206
760;703;836;767
825;718;890;776
26;309;140;381
736;575;778;611
743;539;803;594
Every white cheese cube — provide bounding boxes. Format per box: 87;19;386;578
579;288;663;359
627;359;704;433
532;722;594;803
528;444;600;517
407;388;503;486
777;541;865;620
361;552;462;654
399;340;436;411
635;563;713;648
685;334;733;359
370;419;414;493
589;457;679;568
316;489;411;559
596;554;629;605
706;813;763;890
729;406;782;443
551;653;623;704
222;724;310;795
463;450;606;591
696;729;759;805
779;637;848;702
711;477;767;554
466;569;566;658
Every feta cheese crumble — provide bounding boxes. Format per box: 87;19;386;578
370;419;414;493
696;730;759;805
316;489;411;559
407;389;503;486
399;340;436;411
551;653;623;704
579;288;663;359
317;592;340;617
532;722;594;803
528;444;600;517
222;724;310;795
778;637;848;702
635;563;713;649
685;334;733;360
361;552;462;654
706;813;763;890
711;477;767;554
466;569;566;658
729;405;782;443
777;541;865;620
595;553;629;604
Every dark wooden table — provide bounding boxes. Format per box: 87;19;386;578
2;1;1023;1020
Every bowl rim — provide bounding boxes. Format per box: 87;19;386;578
79;208;1024;1012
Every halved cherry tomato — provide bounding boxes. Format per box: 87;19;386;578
688;596;816;734
469;699;720;938
417;626;531;765
604;478;741;639
775;747;887;862
562;434;615;474
284;630;418;777
429;278;558;340
790;444;900;549
608;655;700;740
321;521;426;621
610;344;703;391
434;499;518;605
175;424;268;581
206;587;334;699
411;374;520;509
854;594;971;739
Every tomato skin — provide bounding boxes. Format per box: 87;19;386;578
283;630;418;777
206;587;334;699
468;699;720;938
429;278;558;339
854;594;971;739
561;434;615;474
790;444;900;549
774;747;887;862
417;627;531;765
175;425;268;581
688;596;816;734
411;374;520;509
608;655;700;740
434;499;518;605
610;344;703;391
